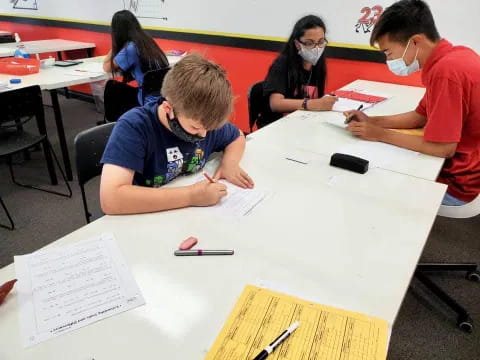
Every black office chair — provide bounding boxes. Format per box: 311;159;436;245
74;122;115;223
103;80;139;123
142;67;170;104
0;86;72;229
414;198;480;333
0;34;15;44
0;196;14;230
248;81;265;132
247;81;282;132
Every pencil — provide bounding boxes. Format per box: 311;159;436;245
202;170;215;183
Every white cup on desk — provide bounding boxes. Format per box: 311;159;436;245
40;57;55;69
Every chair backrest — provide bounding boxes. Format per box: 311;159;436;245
438;195;480;219
74;122;116;186
247;81;282;131
0;85;45;134
103;80;139;122
142;67;170;104
247;81;265;132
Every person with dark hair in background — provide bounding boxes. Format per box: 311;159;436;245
103;10;169;105
260;15;337;128
344;0;480;206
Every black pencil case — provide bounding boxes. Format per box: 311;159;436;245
330;153;369;174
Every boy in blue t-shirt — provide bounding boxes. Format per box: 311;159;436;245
100;54;254;215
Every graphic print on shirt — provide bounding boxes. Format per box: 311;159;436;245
293;84;319;100
165;146;184;182
303;85;319;99
145;146;207;188
184;148;206;173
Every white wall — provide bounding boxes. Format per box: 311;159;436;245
1;0;478;51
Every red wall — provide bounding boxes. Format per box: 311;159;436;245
0;21;423;132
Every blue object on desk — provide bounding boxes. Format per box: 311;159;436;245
13;48;30;59
10;78;21;84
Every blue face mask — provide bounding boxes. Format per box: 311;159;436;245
386;39;420;76
167;112;205;143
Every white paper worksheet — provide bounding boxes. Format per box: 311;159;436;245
186;175;267;217
14;233;145;348
332;98;375;113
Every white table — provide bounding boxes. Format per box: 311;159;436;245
0;115;447;358
249;80;444;181
0;47;12;57
0;39;96;58
0;54;184;181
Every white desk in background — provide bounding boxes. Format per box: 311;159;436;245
249;80;444;181
0;47;12;57
0;39;96;58
0;54;184;181
0;135;447;359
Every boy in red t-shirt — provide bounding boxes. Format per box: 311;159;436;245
344;0;480;206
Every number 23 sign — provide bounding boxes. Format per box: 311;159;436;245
355;5;384;34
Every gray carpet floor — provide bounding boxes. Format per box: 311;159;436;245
0;94;479;360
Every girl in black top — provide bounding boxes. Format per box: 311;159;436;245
262;15;337;126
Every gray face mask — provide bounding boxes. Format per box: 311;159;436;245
298;45;325;66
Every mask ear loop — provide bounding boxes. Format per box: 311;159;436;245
401;38;412;58
413;47;420;63
401;38;416;60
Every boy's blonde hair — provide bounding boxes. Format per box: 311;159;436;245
161;54;233;130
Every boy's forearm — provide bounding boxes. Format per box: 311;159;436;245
371;111;427;129
221;132;246;165
379;129;454;158
101;184;193;215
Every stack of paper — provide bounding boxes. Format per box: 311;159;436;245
332;89;391;113
64;62;105;78
206;285;388;360
14;233;145;347
332;97;375;112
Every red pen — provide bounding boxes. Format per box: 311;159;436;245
202;170;215;183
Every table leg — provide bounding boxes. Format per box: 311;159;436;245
50;89;73;181
57;51;71;98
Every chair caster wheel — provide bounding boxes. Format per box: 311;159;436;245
457;316;473;333
466;270;480;282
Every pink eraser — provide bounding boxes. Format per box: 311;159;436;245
179;237;198;250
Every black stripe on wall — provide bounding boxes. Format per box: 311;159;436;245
0;15;386;63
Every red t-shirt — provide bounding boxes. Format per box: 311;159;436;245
416;39;480;202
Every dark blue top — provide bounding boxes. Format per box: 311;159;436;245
101;100;240;187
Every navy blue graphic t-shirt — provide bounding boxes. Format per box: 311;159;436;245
101;100;240;187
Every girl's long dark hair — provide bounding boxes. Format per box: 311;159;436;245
110;10;169;82
281;15;327;98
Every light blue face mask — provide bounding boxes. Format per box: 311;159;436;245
386;39;420;76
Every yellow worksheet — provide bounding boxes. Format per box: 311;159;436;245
206;285;388;360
